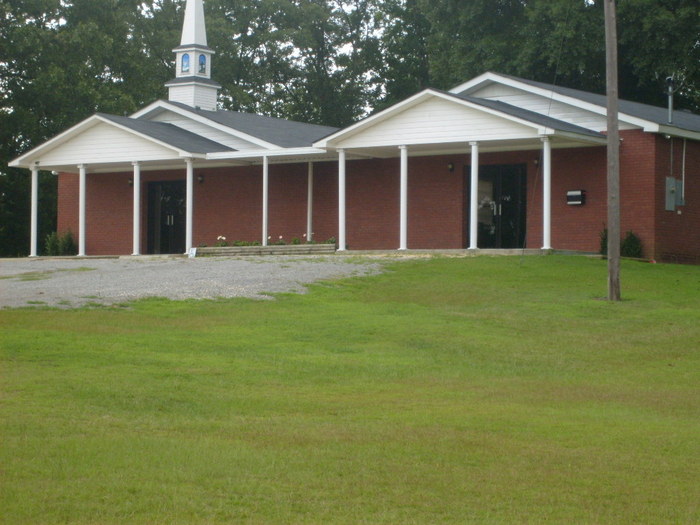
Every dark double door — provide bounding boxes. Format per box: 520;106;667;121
147;181;186;254
468;164;527;249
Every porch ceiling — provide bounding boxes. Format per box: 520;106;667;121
331;134;605;159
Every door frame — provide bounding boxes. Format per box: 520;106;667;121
465;163;527;249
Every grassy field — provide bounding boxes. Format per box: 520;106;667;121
1;255;699;524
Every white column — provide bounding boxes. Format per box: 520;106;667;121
306;162;314;242
338;149;346;251
30;166;39;257
469;142;479;250
542;137;552;250
262;155;269;246
185;158;194;253
78;164;87;256
132;162;141;255
399;145;408;250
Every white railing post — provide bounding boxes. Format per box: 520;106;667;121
30;166;39;257
306;162;314;242
469;142;479;250
338;149;346;251
399;145;408;250
185;158;194;253
78;164;87;256
132;162;141;255
262;155;269;246
542;137;552;250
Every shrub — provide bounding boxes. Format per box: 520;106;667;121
600;228;644;258
621;231;643;258
44;231;77;256
58;231;77;255
44;232;60;256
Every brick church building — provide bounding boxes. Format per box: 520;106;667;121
10;0;700;263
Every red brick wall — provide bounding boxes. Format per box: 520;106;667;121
654;136;700;263
55;133;699;261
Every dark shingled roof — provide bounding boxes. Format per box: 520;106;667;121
98;113;234;153
163;101;340;148
445;91;605;139
483;72;700;134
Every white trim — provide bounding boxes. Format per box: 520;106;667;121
399;146;408;250
207;147;332;161
542;137;552;250
30;167;39;257
338;149;346;251
262;156;269;246
132;162;141;256
307;162;314;242
132;100;281;150
9;114;204;169
450;72;662;133
313;88;596;149
185;158;194;252
469;143;479;250
78;165;87;256
657;126;700;142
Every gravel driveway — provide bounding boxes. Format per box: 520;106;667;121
0;255;385;309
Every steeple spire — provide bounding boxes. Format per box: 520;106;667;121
165;0;220;111
180;0;208;47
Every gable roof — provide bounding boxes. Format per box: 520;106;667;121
447;92;604;139
162;101;339;148
314;88;606;149
453;72;700;136
9;112;234;169
98;114;234;153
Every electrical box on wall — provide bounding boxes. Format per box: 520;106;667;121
665;177;684;211
567;190;586;206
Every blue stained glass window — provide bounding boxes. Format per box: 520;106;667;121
199;54;206;74
182;54;190;73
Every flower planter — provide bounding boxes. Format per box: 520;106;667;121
196;244;337;257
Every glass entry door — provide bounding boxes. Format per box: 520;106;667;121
147;181;186;254
471;164;527;249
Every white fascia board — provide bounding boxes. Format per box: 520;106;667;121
448;71;501;95
657;126;700;141
9;113;200;169
315;88;553;149
451;72;656;131
313;90;439;148
131;100;279;150
9;115;103;168
207;147;331;161
437;92;560;133
94;115;195;158
550;130;607;145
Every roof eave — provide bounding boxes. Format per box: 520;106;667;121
656;125;700;141
132;100;280;150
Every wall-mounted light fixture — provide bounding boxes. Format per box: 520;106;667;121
447;162;455;173
533;158;539;167
198;175;204;184
128;178;133;187
567;190;586;205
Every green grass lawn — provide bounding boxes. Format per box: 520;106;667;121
1;255;699;524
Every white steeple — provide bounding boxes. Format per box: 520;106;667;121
165;0;220;111
180;0;208;47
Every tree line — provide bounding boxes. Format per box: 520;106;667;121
1;0;698;256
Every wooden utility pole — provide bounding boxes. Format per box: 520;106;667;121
604;0;621;301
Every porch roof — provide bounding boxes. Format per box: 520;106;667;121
313;88;606;157
9;113;234;171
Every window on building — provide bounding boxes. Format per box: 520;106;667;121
182;54;190;73
199;54;206;74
